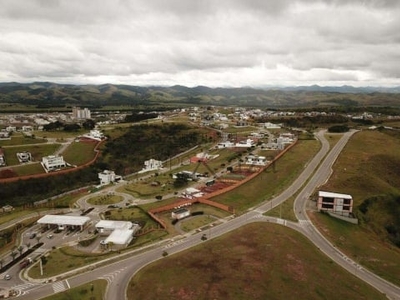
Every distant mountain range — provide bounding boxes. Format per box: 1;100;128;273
0;82;399;109
274;84;400;94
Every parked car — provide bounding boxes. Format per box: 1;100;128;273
29;233;36;239
47;234;53;239
4;274;11;280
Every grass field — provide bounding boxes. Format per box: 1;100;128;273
40;279;107;300
105;207;159;231
179;215;215;232
0;134;47;147
212;139;321;213
12;163;46;176
127;222;386;300
312;129;400;286
87;194;123;206
28;247;113;279
2;143;60;165
34;130;86;139
309;211;400;286
62;141;98;166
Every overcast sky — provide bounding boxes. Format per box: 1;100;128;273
1;0;399;87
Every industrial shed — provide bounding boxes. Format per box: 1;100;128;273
104;229;135;246
37;215;90;231
96;220;140;248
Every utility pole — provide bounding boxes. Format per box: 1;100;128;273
40;257;43;276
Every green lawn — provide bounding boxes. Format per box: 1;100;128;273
87;194;123;206
40;279;107;300
179;215;215;232
28;247;113;279
12;163;46;176
62;141;98;166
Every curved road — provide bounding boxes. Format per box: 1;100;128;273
11;131;400;300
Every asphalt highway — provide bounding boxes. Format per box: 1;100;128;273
9;131;400;300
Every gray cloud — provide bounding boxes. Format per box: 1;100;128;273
0;0;399;86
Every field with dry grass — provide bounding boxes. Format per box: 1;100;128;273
128;223;386;300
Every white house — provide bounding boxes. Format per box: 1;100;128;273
83;129;104;141
171;208;191;220
42;155;66;171
264;122;281;129
235;139;255;148
216;141;235;149
22;125;33;132
139;159;163;173
246;155;267;166
98;170;121;185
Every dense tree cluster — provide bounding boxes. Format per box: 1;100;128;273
101;123;211;175
327;125;350;133
43;119;96;132
123;112;159;123
358;194;400;247
0;167;99;205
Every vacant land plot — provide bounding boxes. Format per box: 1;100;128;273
309;211;400;286
128;223;386;300
41;279;106;300
212;139;320;213
62;141;98;166
12;163;46;176
0;135;47;147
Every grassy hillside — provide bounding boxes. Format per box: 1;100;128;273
1;82;400;110
320;129;400;245
315;128;400;284
128;223;386;300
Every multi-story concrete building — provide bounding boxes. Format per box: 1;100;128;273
72;107;91;119
317;191;353;216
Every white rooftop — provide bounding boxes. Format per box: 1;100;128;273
105;229;134;245
319;191;352;199
37;215;90;226
95;220;132;230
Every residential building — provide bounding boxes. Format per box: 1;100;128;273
72;107;91;119
139;159;163;173
317;191;353;216
245;155;267;166
42;155;67;171
98;170;121;185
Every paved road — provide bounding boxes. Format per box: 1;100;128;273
8;131;400;300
